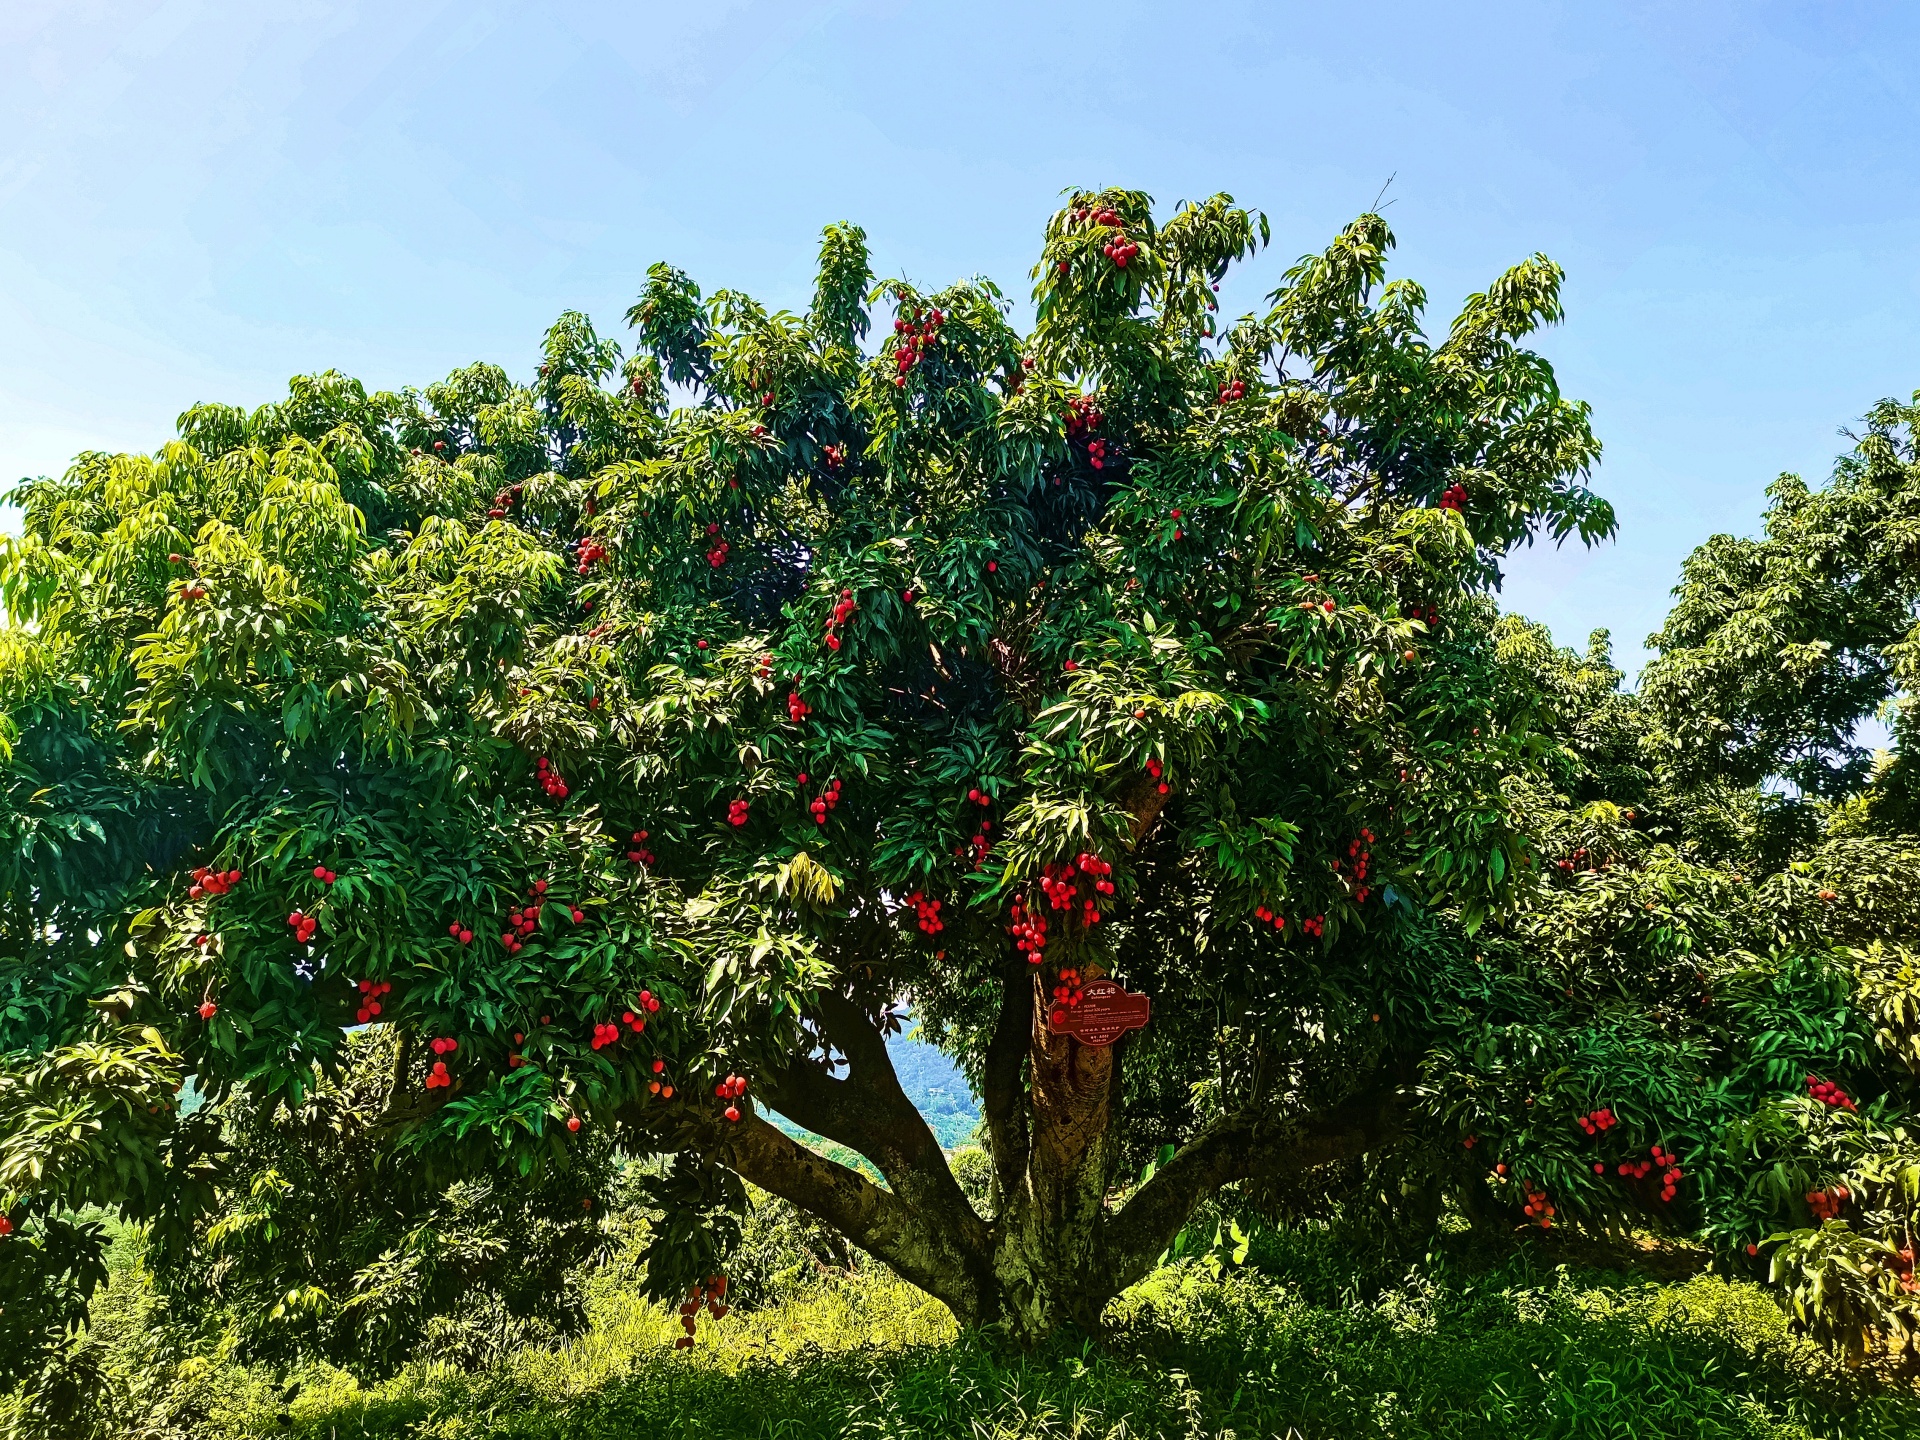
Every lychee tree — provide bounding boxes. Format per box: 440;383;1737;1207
0;193;1618;1347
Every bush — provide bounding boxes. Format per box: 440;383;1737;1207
12;1218;1919;1439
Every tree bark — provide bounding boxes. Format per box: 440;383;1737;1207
624;977;1404;1344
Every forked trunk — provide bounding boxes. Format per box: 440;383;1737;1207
632;966;1394;1345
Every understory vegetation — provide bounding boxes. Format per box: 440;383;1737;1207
12;1202;1919;1440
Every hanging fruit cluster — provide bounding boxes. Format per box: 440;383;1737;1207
805;777;843;824
354;978;392;1023
1065;203;1140;268
1250;904;1287;931
575;537;609;574
1613;1143;1684;1202
485;481;523;519
824;588;857;651
1333;831;1376;903
1521;1184;1554;1228
1048;967;1085;1028
891;307;944;387
536;757;569;800
625;831;655;867
1145;757;1169;795
756;653;776;680
727;798;749;827
1575;1107;1617;1136
425;1036;457;1090
787;690;811;723
1807;1184;1850;1220
287;910;318;944
1008;895;1050;962
1066;395;1102;438
311;864;338;886
716;1072;749;1122
1300;914;1325;937
675;1275;729;1348
501;879;575;955
1086;437;1109;470
179;579;209;601
704;523;730;568
822;443;845;469
1438;482;1468;512
188;866;241;899
590;1021;624;1050
1217;378;1247;404
904;891;945;934
647;1052;674;1099
1806;1074;1859;1112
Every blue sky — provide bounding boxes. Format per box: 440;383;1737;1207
4;0;1915;671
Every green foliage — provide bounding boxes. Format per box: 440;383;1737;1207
9;1222;1919;1440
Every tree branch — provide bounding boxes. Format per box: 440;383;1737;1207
1100;1090;1403;1295
980;963;1032;1214
761;989;987;1253
618;1100;990;1316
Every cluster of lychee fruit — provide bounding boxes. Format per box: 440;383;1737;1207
575;537;609;575
1807;1184;1850;1221
1521;1185;1555;1228
727;798;750;827
786;689;811;723
1008;895;1050;962
1251;904;1288;931
189;865;242;899
590;1021;625;1050
1611;1143;1683;1203
311;864;338;886
1145;757;1170;795
1217;378;1248;404
1332;832;1375;904
1806;1074;1858;1112
445;919;474;945
1554;847;1594;874
354;978;393;1023
891;308;945;387
287;910;319;944
485;482;523;520
715;1072;749;1122
1066;395;1102;438
425;1038;458;1090
675;1275;729;1347
1438;483;1468;512
1086;438;1110;470
1300;914;1325;937
626;830;655;867
704;523;730;568
824;588;857;652
1048;967;1085;1029
803;776;844;825
822;443;845;469
904;891;945;934
1574;1107;1617;1137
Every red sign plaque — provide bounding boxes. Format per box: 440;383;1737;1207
1048;978;1150;1046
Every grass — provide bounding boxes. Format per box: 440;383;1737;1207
18;1221;1920;1440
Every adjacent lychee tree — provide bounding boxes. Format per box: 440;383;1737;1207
1;192;1621;1347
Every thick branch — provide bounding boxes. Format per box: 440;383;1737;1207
619;1102;987;1313
1101;1090;1403;1295
980;963;1032;1213
761;990;987;1253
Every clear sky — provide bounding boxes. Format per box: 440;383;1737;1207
4;0;1916;672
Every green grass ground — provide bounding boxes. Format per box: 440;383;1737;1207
19;1222;1920;1440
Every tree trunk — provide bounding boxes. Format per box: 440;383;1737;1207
618;965;1398;1344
